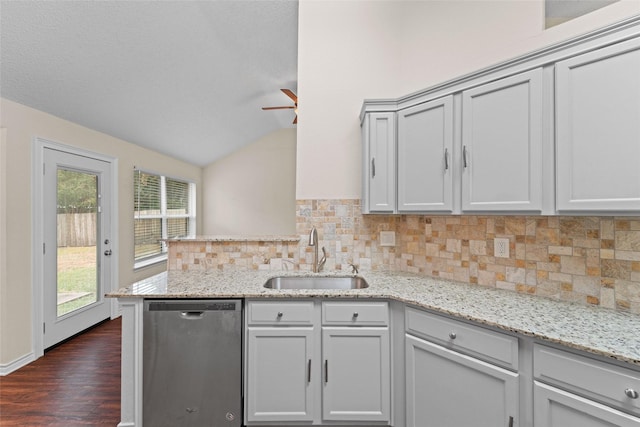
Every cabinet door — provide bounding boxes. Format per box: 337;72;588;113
461;68;543;212
406;334;519;427
363;112;396;213
556;38;640;211
246;327;314;423
534;382;640;427
397;96;454;212
322;327;390;422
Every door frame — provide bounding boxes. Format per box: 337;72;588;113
32;137;119;358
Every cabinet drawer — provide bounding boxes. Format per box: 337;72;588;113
405;306;518;370
247;301;314;325
534;344;640;416
322;301;388;326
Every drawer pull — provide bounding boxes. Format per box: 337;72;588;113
625;388;639;399
449;332;457;340
277;312;283;318
353;312;359;318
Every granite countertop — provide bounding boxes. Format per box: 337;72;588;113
109;270;640;367
164;235;300;242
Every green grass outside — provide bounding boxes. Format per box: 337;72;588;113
57;246;97;317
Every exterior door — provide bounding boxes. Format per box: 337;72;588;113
43;147;112;348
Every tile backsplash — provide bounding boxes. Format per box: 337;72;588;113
295;199;640;315
168;198;640;314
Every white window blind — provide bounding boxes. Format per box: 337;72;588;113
134;169;195;268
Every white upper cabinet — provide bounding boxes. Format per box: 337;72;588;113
556;37;640;212
397;96;454;212
362;112;396;213
461;68;544;212
361;18;640;215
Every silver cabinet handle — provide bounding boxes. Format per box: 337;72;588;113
626;388;639;399
308;359;312;383
353;312;359;318
462;145;468;168
325;360;329;383
449;332;457;340
444;148;449;170
371;158;376;178
277;312;283;318
508;416;514;427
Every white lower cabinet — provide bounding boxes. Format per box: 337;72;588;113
322;327;390;422
534;382;640;427
405;307;520;427
245;300;640;427
533;344;640;427
245;300;391;426
246;327;315;423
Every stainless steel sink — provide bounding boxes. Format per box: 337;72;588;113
263;276;369;290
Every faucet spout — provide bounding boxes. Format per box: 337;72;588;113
309;227;319;273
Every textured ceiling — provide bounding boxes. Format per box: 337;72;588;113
0;0;298;167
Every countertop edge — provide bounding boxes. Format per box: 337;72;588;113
108;270;640;367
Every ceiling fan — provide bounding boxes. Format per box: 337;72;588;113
262;89;298;124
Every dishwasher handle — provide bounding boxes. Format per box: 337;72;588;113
180;311;205;319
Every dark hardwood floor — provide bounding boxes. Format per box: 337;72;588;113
0;318;121;426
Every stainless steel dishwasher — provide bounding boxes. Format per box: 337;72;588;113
143;299;242;427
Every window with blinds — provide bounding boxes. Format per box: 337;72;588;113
134;169;195;268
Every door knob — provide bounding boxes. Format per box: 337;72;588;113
104;249;112;256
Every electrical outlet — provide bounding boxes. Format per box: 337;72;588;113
494;238;510;258
380;231;396;247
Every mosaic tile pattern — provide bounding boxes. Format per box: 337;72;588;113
167;239;298;272
295;200;640;315
168;199;640;314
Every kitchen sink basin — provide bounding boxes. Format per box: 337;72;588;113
263;276;369;290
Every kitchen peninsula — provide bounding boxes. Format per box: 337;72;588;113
110;261;640;427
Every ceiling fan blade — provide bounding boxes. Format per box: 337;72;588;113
281;88;297;103
262;106;296;110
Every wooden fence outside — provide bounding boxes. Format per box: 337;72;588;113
57;213;97;247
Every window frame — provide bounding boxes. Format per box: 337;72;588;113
133;168;196;270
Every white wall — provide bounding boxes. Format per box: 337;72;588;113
0;98;202;367
202;128;296;235
296;0;401;199
296;0;640;199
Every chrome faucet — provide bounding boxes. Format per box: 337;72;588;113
308;227;327;272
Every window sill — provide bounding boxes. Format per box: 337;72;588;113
134;254;167;271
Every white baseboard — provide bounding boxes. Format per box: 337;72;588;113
0;351;36;376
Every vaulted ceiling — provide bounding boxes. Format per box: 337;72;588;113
0;1;298;166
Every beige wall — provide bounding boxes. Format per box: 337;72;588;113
296;0;640;199
202;128;296;235
0;98;202;366
0;128;7;365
